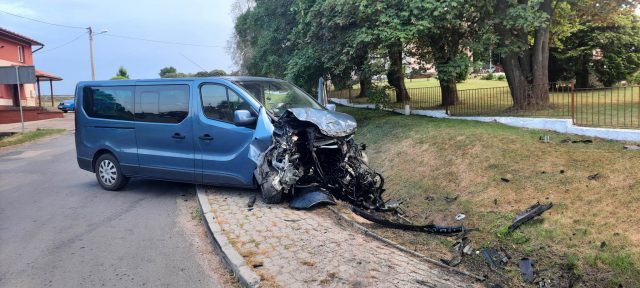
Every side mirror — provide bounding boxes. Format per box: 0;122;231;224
325;104;336;111
233;110;257;127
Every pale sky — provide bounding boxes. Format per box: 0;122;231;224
1;0;236;94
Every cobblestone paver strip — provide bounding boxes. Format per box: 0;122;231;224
206;187;478;287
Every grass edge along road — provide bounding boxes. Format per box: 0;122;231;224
0;129;65;148
338;106;640;287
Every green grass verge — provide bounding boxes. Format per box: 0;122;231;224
338;106;640;286
0;129;65;148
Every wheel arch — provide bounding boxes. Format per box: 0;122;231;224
92;149;117;172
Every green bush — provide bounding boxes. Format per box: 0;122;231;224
628;70;640;84
367;86;390;109
483;73;495;80
497;74;506;81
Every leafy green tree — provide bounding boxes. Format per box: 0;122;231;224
110;66;130;80
234;0;299;79
486;0;639;107
159;66;177;78
210;69;227;76
410;0;482;105
550;4;640;87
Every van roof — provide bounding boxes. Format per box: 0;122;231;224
77;76;285;86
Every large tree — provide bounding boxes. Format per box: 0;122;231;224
549;1;640;87
489;0;640;108
234;0;299;79
411;0;482;106
488;0;554;109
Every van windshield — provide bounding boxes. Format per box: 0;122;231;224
235;80;323;117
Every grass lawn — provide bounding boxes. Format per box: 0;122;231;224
0;129;65;148
338;106;640;287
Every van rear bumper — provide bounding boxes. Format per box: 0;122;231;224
77;157;93;172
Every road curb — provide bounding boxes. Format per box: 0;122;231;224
196;185;261;288
327;206;486;283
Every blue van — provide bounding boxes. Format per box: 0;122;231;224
74;77;348;194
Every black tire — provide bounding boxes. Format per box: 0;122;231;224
94;153;129;191
260;172;283;204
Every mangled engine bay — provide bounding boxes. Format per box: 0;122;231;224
254;108;463;235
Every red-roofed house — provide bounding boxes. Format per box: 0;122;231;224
0;27;63;123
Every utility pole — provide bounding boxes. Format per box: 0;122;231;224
87;27;108;80
88;27;95;80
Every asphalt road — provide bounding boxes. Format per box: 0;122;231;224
0;133;233;287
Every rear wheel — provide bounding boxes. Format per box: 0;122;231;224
95;154;129;191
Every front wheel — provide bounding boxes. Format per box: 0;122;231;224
95;154;129;191
260;171;283;204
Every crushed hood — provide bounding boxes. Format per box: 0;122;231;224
284;108;357;137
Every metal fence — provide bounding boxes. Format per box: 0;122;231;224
329;83;640;129
573;85;640;129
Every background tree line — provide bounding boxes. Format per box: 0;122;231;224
232;0;640;110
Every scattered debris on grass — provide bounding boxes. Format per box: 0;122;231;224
540;135;550;143
441;236;472;267
519;258;535;283
500;177;510;183
587;173;602;181
508;202;553;233
624;145;640;150
350;206;465;235
455;213;466;221
560;138;593;144
482;248;509;270
444;195;458;203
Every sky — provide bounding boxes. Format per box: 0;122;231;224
1;0;237;95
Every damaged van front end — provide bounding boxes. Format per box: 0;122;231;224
253;108;388;210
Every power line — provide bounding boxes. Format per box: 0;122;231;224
0;9;85;29
38;31;88;53
101;33;226;48
180;53;208;72
2;9;226;50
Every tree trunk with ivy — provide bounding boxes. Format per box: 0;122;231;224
358;75;372;98
439;77;459;106
496;0;552;110
387;41;409;103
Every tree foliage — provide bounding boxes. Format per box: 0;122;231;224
159;66;227;78
551;5;640;87
231;0;640;108
110;66;130;80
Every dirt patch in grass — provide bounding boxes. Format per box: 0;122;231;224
0;128;65;148
340;106;640;287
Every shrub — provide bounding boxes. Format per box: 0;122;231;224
497;74;506;81
367;86;390;109
483;73;495;80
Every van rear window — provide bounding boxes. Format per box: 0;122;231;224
83;86;134;121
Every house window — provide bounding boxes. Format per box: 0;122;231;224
18;46;24;62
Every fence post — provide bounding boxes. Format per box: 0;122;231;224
570;81;575;124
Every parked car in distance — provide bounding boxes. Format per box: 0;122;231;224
57;99;75;112
74;76;343;195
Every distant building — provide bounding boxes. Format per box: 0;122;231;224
0;27;63;123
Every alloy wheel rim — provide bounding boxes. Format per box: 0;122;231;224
98;160;117;185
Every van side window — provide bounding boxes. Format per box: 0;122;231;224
135;85;189;123
83;86;134;121
200;84;250;123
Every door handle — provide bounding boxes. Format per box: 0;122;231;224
199;134;214;141
172;133;186;139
